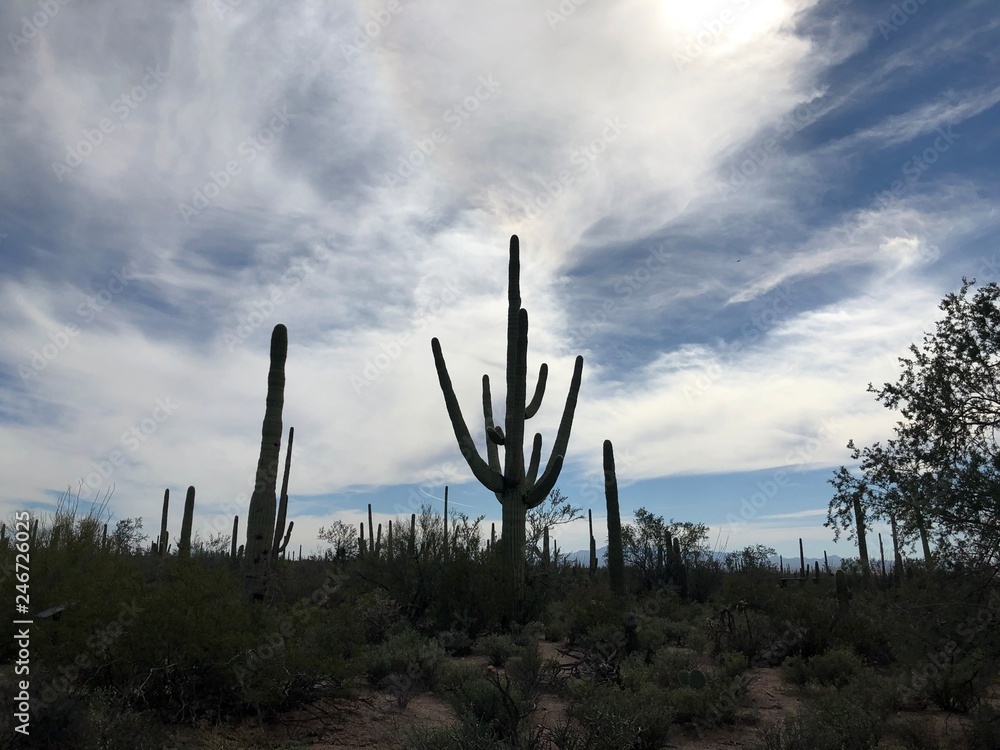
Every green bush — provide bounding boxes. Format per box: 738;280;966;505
365;628;447;691
568;678;673;750
473;633;518;667
751;675;893;750
780;647;864;688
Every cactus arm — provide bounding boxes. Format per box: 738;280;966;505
482;374;502;475
526;355;584;508
524;363;548;419
271;426;294;560
279;521;294;556
432;337;504;493
526;433;542;488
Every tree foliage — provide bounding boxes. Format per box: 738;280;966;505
827;279;1000;568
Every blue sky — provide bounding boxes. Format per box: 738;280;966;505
1;0;998;560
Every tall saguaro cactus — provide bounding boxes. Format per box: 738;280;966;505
604;440;625;596
245;324;287;602
431;235;584;616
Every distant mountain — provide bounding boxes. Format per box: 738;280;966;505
560;546;608;567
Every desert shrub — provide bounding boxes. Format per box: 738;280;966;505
751;674;894;750
474;633;519;669
439;627;475;656
780;647;864;688
356;588;403;644
402;716;512;750
923;647;995;713
0;680;165;750
568;677;673;750
889;716;944;750
365;628;447;691
441;663;539;747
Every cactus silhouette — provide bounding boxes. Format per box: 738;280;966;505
604;440;625;596
245;324;287;602
178;486;195;558
431;235;583;618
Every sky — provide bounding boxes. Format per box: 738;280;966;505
1;0;998;561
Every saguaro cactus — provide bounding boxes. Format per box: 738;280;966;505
159;489;170;556
245;324;287;602
431;235;584;615
605;440;625;596
443;486;449;560
270;426;294;562
588;509;598;578
178;486;195;558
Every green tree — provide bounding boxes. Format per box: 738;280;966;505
828;279;1000;569
318;520;358;560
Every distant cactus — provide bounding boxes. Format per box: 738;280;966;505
443;486;449;559
368;503;375;555
604;440;625;596
159;489;169;556
588;509;597;578
178;486;195;558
